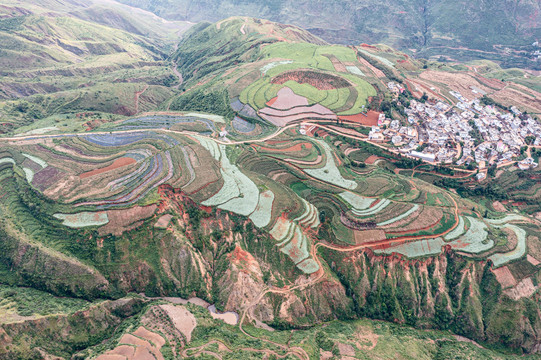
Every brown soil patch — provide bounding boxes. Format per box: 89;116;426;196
504;277;537;300
337;343;356;356
133;347;156;360
354;229;386;245
320;349;333;360
492;266;517;288
95;355;126;360
365;155;380;165
502;226;519;253
108;345;135;358
159;305;197;342
119;334;149;347
285;155;323;166
257;142;312;153
322;54;347;73
155;214;173;229
133;327;166;348
527;254;540;266
492;201;507;212
272;70;351;90
385;207;443;234
99;205;157;236
492;85;541;114
357;55;385;78
79;157;136;179
339;111;381;126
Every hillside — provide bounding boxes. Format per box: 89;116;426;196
0;287;529;360
118;0;541;68
0;0;191;132
2;10;541;360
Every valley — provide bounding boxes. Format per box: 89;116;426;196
0;2;541;359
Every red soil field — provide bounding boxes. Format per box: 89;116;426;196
79;157;136;179
365;155;380;165
339;110;381;126
256;142;312;153
492;266;517;288
360;44;378;50
267;87;308;110
99;205;158;236
266;97;278;107
271;70;350;90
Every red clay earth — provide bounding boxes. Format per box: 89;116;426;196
99;204;158;236
492;266;517;288
266;87;308;109
255;142;313;152
339;110;381;126
271;70;351;90
79;157;136;179
266;97;278;107
259;87;337;126
364;155;380;165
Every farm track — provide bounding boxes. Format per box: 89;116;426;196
2;118;463;358
134;85;149;114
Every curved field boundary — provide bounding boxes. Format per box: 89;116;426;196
54;212;109;228
377;204;419;226
79;157;136;179
444;216;466;241
249;190;275;228
305;140;357;190
489;225;527;268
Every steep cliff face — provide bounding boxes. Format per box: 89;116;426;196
0;297;146;359
317;248;541;353
0;226;111;300
3;177;541;354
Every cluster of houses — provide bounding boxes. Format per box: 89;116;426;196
367;90;541;177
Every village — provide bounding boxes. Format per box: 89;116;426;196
368;83;541;180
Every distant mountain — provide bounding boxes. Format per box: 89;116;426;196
0;0;191;130
117;0;541;68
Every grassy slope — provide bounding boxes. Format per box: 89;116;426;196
117;0;540;66
0;0;191;133
0;286;534;360
170;17;376;119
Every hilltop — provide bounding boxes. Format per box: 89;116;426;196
1;10;541;360
0;0;191;132
118;0;541;69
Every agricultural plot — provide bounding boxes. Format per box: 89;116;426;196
444;216;467;241
197;137;259;216
447;216;493;254
268;197;321;274
249;190;275;228
258;87;337;126
339;191;375;210
346;66;365;76
54;212;109;228
85;132;178;147
260;60;294;75
486;214;528;226
109;114;219;133
233;42;375;125
232;116;256;133
377;204;419;226
305;140;357;190
375;238;446;258
489;225;527;268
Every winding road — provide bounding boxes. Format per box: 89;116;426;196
1;116;465;360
